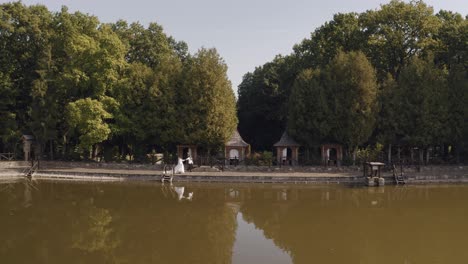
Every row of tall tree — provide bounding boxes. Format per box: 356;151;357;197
237;0;467;163
0;2;237;161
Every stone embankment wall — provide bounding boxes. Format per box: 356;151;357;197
2;160;468;184
225;164;468;175
225;165;359;173
405;165;467;176
5;160;467;174
0;161;30;169
404;165;468;183
39;161;163;170
0;161;30;178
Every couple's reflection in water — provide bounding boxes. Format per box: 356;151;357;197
161;183;193;201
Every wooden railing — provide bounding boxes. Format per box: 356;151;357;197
22;160;39;177
196;156;226;170
392;164;406;184
0;153;14;161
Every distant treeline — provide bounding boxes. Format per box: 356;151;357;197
0;2;237;161
237;0;467;163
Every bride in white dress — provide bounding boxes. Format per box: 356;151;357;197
173;157;185;174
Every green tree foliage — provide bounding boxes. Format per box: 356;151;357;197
396;56;449;147
0;72;18;151
446;63;468;153
47;7;126;158
326;51;378;152
288;69;330;147
66;98;112;151
288;51;378;160
293;12;362;69
110;21;183;158
178;48;238;147
0;2;54;152
1;1;466;162
434;11;467;159
0;2;237;159
434;10;467;67
359;0;441;79
238;0;467;162
374;74;401;163
237;55;297;150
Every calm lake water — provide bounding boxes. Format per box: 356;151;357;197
1;180;467;264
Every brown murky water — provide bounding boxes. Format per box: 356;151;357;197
1;179;467;264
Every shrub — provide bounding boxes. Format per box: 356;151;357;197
260;151;273;166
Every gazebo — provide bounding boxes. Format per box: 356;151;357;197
22;135;34;161
225;130;250;165
321;143;343;166
176;145;197;161
274;132;300;166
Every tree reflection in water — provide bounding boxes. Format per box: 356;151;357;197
0;181;237;264
1;181;468;264
239;185;468;264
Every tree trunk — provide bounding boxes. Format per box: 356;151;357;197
49;140;54;160
426;147;430;165
352;148;357;166
120;143;125;160
410;148;414;164
89;147;93;160
419;148;424;166
397;146;401;162
93;145;100;161
62;135;67;157
387;143;392;164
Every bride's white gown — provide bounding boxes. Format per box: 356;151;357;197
174;158;185;174
174;186;185;200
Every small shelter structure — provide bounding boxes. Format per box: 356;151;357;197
274;132;300;166
321;144;343;166
22;135;34;161
225;130;250;165
363;162;385;178
363;162;387;186
176;145;197;161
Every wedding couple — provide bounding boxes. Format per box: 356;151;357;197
174;155;194;174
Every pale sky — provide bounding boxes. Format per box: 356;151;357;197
4;0;468;92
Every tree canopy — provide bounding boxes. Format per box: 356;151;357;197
238;0;467;162
0;2;238;161
1;0;466;163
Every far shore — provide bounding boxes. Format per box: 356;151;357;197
1;160;467;185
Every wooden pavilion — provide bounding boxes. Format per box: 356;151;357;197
274;132;300;166
225;129;250;165
176;145;198;161
22;135;34;161
321;143;343;166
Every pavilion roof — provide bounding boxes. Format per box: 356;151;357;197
22;135;34;141
226;130;249;147
274;132;300;147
